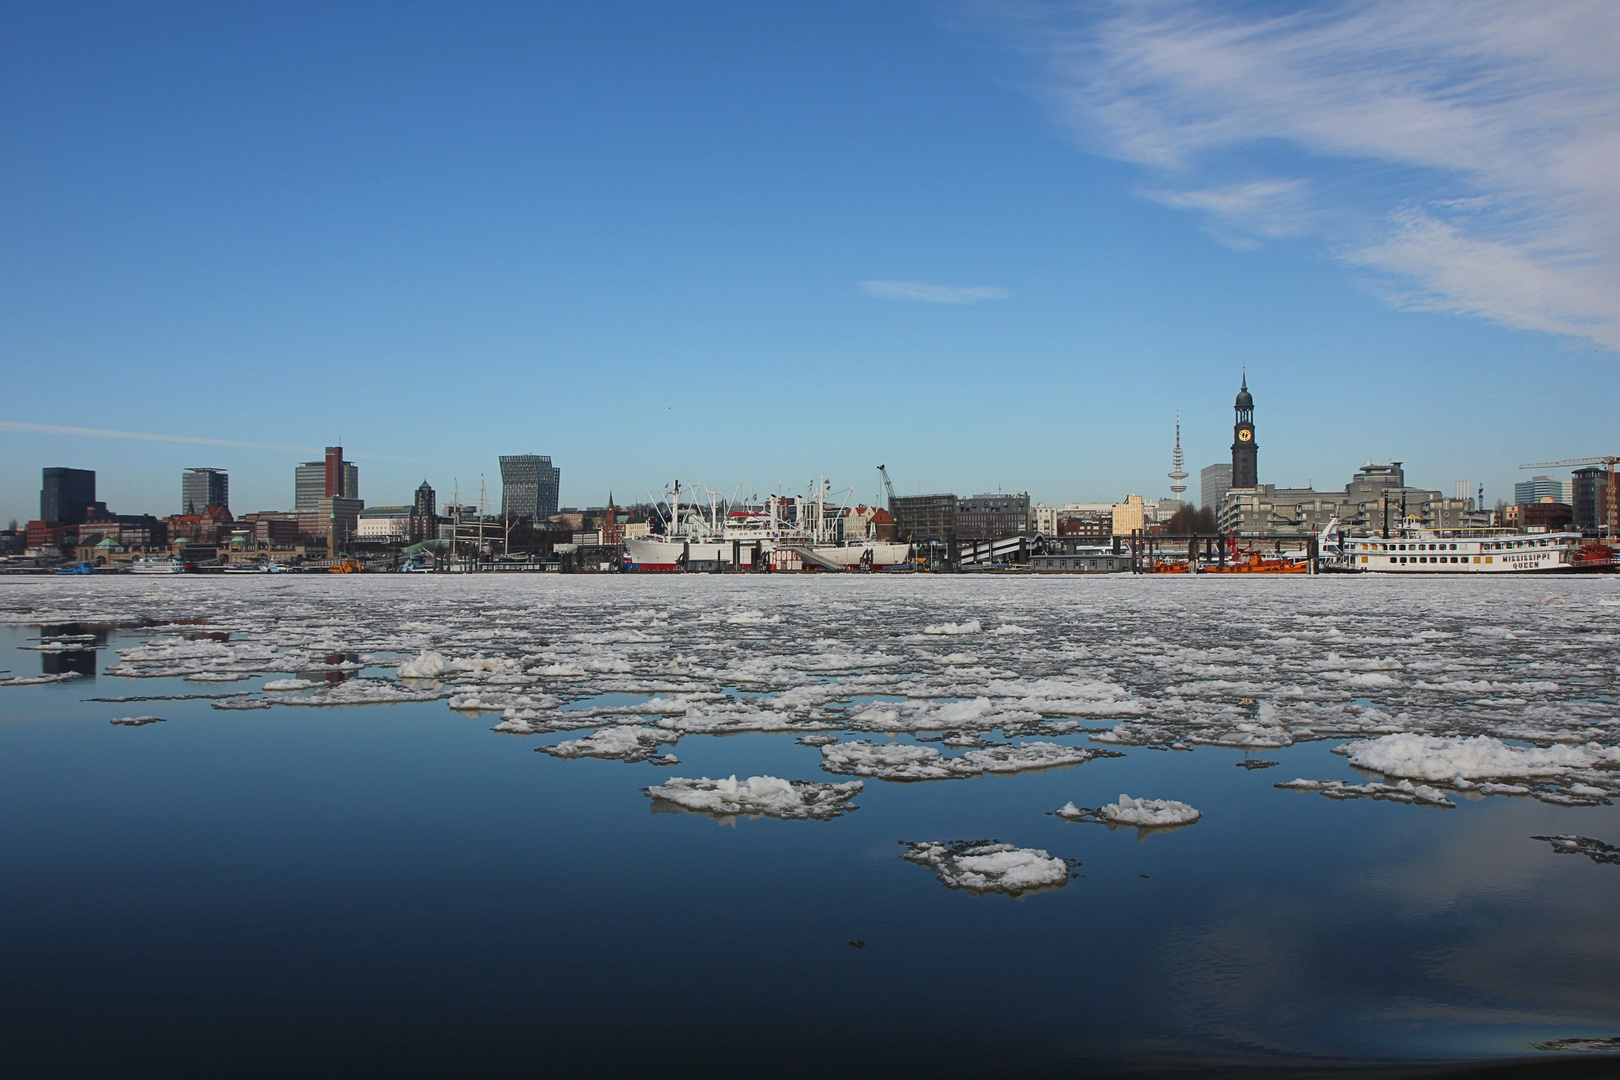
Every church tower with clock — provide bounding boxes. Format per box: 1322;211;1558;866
1231;373;1258;488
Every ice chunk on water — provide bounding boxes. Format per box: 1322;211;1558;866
1531;834;1620;866
538;725;674;762
1099;795;1201;827
901;840;1072;895
820;739;1115;781
263;678;318;691
276;678;449;707
1;671;85;686
646;775;861;820
1341;733;1620;780
1054;795;1202;827
922;619;981;636
1277;778;1454;807
1532;1036;1620;1052
109;716;165;726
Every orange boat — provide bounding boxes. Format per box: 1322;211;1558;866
1146;561;1190;573
1203;552;1307;574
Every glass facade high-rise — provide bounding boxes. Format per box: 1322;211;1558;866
181;468;229;514
500;455;560;521
1200;464;1232;511
1514;475;1570;505
40;467;98;525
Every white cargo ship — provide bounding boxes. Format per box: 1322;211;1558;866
1343;529;1613;573
622;479;911;572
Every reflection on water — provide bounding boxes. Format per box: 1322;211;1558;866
297;652;362;685
36;622;108;681
3;624;1620;1078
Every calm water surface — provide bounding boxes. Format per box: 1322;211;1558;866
3;605;1620;1078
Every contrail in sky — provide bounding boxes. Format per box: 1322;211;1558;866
0;421;431;463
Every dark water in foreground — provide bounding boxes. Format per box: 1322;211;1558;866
4;624;1620;1079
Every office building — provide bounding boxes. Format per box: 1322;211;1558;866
1032;503;1115;536
890;493;957;543
295;448;358;511
1111;495;1147;536
1573;467;1611;534
1516;475;1570;505
956;493;1031;538
1218;461;1479;536
181;468;229;515
40;467;102;526
1200;464;1232;511
357;506;413;543
500;455;560;520
413;481;436;519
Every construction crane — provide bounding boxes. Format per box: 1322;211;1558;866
1519;457;1619;538
877;464;898;511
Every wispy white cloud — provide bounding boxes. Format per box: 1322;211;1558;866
0;421;429;462
858;280;1011;304
988;0;1620;349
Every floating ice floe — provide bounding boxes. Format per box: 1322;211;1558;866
109;716;165;726
901;840;1073;895
0;671;85;686
1276;778;1455;807
275;678;450;707
922;619;981;636
821;739;1117;781
263;678;318;691
645;775;861;820
1532;1037;1620;1053
538;725;676;763
1531;834;1620;866
1339;733;1620;781
1055;794;1202;827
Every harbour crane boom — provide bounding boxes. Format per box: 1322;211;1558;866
877;464;898;508
1518;457;1617;469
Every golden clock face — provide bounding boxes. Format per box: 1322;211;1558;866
1238;428;1253;442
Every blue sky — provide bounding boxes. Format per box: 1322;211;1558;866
3;0;1617;523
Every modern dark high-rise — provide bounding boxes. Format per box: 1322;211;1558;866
1230;374;1258;489
500;455;560;521
1573;467;1612;534
414;480;436;518
40;467;98;525
181;468;229;514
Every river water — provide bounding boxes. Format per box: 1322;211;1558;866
3;574;1619;1078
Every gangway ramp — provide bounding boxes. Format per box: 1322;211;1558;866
775;544;847;571
957;536;1028;567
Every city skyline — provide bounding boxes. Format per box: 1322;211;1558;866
2;2;1617;522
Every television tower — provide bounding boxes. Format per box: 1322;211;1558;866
1168;411;1188;501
